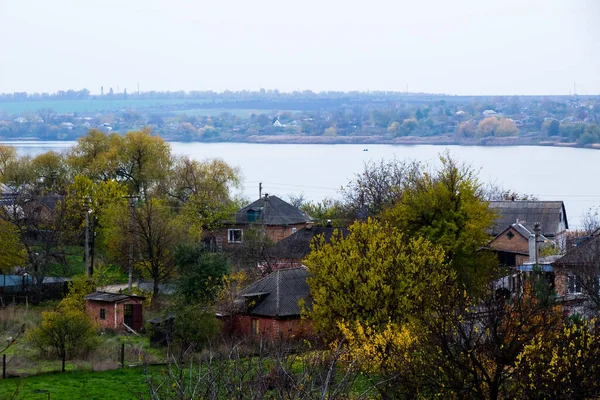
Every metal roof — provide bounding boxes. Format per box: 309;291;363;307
234;195;312;226
269;226;349;260
489;200;568;237
84;292;145;302
239;267;311;318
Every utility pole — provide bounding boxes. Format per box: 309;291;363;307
84;197;93;278
534;222;541;265
259;182;262;199
124;196;138;291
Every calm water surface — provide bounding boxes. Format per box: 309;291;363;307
4;140;599;229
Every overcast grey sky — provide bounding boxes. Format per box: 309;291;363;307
0;0;598;95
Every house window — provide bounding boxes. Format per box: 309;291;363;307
100;308;106;320
251;318;260;335
228;229;243;243
567;275;582;295
292;228;297;234
506;231;514;240
559;212;563;223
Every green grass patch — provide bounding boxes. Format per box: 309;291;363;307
0;366;156;400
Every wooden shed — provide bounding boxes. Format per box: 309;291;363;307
84;292;144;331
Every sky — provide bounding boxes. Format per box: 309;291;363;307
0;0;598;95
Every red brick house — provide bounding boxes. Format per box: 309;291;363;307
217;194;313;250
85;292;144;331
488;222;549;268
234;267;312;338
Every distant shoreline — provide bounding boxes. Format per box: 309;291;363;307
2;135;599;150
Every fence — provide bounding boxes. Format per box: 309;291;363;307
1;339;164;379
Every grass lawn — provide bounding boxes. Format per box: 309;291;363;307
0;366;156;400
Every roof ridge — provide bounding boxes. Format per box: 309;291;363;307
276;269;280;317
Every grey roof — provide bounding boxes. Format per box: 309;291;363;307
234;195;312;226
84;292;145;302
554;235;600;267
269;226;348;260
489;201;568;237
239;267;311;318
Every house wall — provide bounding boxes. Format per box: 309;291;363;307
86;298;144;330
218;223;310;250
555;267;568;297
234;315;311;339
490;227;529;254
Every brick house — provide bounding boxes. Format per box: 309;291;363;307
217;194;313;250
553;231;600;314
234;267;312;338
489;200;568;250
489;222;557;295
265;225;348;270
85;292;144;331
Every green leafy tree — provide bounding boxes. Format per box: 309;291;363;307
115;129;172;199
174;245;229;304
27;307;98;372
0;220;25;273
304;218;452;340
383;153;498;294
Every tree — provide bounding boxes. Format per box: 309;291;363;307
456;119;478;139
323;127;337;136
0;144;16;178
174;245;229;304
411;282;563;399
115;129;172;199
0;187;70;302
304;218;452;340
513;318;600;399
0;220;25;273
400;118;418;135
133;199;182;296
168;157;241;242
300;198;346;227
581;206;600;235
339;158;420;221
383;153;498;293
27;307;98;372
67;129;122;181
481;181;539;201
30;151;70;193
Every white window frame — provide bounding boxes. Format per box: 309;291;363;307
228;229;243;243
292;227;297;234
567;274;582;295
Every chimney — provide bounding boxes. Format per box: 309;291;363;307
511;196;515;201
528;233;536;263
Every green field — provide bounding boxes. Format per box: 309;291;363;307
0;99;208;115
172;108;300;118
0;367;153;400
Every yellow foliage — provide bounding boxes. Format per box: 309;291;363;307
338;321;418;374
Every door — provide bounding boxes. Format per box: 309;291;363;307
131;304;143;330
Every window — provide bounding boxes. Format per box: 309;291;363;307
228;229;243;243
100;308;106;320
506;231;514;240
251;318;260;335
567;275;582;295
292;227;297;234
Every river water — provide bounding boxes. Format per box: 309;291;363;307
4;140;599;229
